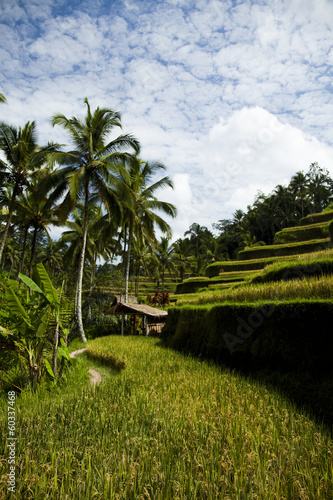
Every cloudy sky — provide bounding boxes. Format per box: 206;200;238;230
1;0;333;240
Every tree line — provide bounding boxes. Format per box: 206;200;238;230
214;163;333;258
158;162;333;279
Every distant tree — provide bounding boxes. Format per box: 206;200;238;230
37;239;64;277
157;237;176;292
289;171;309;218
214;211;247;258
1;236;20;278
306;162;333;213
185;223;213;258
171;238;193;282
272;184;297;229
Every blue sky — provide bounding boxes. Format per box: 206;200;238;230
1;0;333;240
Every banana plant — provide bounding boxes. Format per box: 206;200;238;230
0;263;70;390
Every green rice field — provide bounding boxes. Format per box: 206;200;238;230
1;336;332;499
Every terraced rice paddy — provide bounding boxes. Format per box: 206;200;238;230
1;336;332;499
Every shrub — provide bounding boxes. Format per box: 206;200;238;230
147;290;170;306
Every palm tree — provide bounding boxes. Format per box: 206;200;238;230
205;238;225;264
306;163;333;213
185;223;213;258
272;184;297;229
14;185;61;277
171;238;193;282
119;158;176;302
37;239;64;277
57;203;101;313
130;240;155;296
289;171;309;218
157;237;176;292
43;98;140;342
0;121;58;264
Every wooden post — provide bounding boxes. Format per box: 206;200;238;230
145;315;148;336
121;315;124;336
132;315;136;335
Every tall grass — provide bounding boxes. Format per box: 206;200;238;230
1;336;332;499
177;274;333;305
86;337;126;370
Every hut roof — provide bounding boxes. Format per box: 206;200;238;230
106;302;168;318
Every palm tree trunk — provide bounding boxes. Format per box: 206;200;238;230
124;220;133;303
18;226;28;282
0;188;17;265
28;227;38;278
75;187;89;343
74;277;79;319
87;259;96;321
122;225;128;278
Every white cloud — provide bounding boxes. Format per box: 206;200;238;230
1;0;333;240
159;107;333;236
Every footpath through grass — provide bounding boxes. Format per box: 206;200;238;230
1;336;332;499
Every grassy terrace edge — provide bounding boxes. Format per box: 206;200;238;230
273;221;330;244
237;238;331;260
163;299;333;375
205;255;299;277
300;209;333;225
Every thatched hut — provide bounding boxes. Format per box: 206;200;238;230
106;296;168;336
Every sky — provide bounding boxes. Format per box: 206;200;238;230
1;0;333;241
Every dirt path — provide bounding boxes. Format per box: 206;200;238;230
88;368;103;386
69;348;103;386
69;348;87;358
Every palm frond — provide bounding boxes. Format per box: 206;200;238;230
104;134;140;155
141;176;174;198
